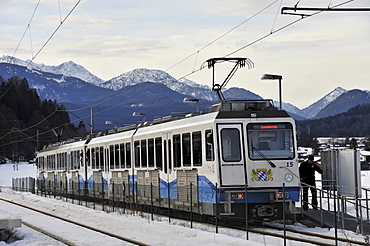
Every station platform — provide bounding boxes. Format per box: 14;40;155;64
302;208;370;235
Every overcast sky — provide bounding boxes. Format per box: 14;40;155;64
1;0;369;108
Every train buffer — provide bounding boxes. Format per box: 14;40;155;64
302;209;370;235
0;218;22;229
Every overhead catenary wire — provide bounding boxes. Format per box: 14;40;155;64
0;0;41;100
177;0;354;80
19;0;82;77
165;0;279;72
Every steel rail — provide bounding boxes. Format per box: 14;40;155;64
0;197;149;246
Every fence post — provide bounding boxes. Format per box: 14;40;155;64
135;182;139;211
283;183;286;246
215;182;218;234
366;189;369;222
93;180;96;210
112;181;115;213
333;182;338;246
168;181;171;223
151;182;153;221
71;180;74;204
102;179;105;212
123;181;126;214
245;184;248;240
190;182;193;229
78;178;81;205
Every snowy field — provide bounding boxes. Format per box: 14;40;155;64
0;162;369;245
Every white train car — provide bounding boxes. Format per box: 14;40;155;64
36;99;300;220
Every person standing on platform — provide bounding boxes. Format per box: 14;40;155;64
299;155;323;210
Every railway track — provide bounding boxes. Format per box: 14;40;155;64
246;225;369;246
0;197;148;246
0;193;368;246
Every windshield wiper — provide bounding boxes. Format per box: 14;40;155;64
252;147;276;168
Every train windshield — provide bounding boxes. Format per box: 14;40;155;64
247;123;295;160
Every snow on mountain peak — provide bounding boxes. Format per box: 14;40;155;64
302;86;347;118
103;68;192;90
0;55;105;86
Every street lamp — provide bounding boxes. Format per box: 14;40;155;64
183;98;199;112
261;74;283;110
132;112;146;122
105;120;117;129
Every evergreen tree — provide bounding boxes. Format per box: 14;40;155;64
0;76;88;160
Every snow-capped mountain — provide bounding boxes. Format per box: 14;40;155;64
101;68;217;101
301;87;347;118
0;62;110;103
1;56;367;123
0;55;105;86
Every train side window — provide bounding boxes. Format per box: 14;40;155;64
182;133;191;166
95;147;100;169
173;134;181;168
192;131;202;166
148;138;154;167
63;152;67;170
57;153;60;170
155;137;162;170
91;148;96;169
168;139;172;171
80;151;83;168
109;145;114;170
141;139;147;168
71;152;74;170
164;140;167;174
115;144;120;169
75;151;78;169
205;129;214;161
120;143;125;169
79;150;83;168
134;141;140;167
61;153;64;170
126;143;131;168
99;147;103;170
86;149;91;167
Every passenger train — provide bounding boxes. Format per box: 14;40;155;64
36;58;300;220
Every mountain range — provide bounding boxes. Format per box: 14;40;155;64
1;55;369;129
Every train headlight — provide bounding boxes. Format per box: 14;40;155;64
285;173;293;182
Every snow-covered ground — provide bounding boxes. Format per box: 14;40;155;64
0;162;369;245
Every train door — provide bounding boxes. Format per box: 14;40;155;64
217;123;246;186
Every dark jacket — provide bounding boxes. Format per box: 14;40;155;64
299;161;323;186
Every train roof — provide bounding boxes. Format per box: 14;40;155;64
38;99;291;152
88;129;136;145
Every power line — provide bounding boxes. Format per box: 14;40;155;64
8;0;41;66
19;0;82;77
165;0;279;72
177;0;355;80
65;1;280;114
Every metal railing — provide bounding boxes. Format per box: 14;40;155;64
300;180;370;235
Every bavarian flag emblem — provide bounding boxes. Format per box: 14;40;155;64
251;168;273;181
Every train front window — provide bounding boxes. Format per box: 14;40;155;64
247;123;294;160
220;128;241;162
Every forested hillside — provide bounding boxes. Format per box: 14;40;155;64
0;76;88;161
296;102;370;146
